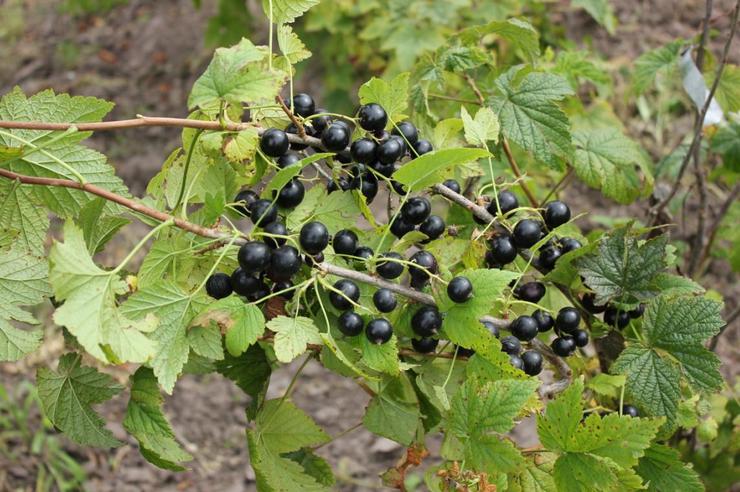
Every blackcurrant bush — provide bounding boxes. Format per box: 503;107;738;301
276;178;305;208
419;215;445;242
581;293;606;314
409;250;438;286
358;103;388;132
411;305;442;337
269;245;301;280
544;200;571;229
292;92;315;118
401;197;431;225
366;318;393;344
622;404;639;418
604;306;630;329
329;279;360;310
350;138;378;164
514;281;546;303
489;190;519;215
521;350;543;375
442;179;461;194
272;280;295;300
238;241;271;274
539;246;562;270
321;123;350;152
501;335;521;355
234;189;258;216
533;309;555;332
372;288;397;313
510;354;524;370
392;121;419;146
411;337;438;354
262;221;287;248
488;234;518;265
447;276;473;303
249;199;278;226
332;229;358;256
413;139;433;156
338;311;364;337
482;320;500;338
551;336;576;357
231;268;262;297
629;304;645;318
376;252;404;279
377;137;404;164
511;315;539;341
555;307;581;334
205;273;232;299
299;221;329;255
277;152;301;168
512;219;542;249
260;128;289;157
573;329;589;347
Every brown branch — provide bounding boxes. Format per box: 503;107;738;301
276;94;306;138
531;338;572;398
502;137;539;207
431;183;495;223
318;262;435;305
464;74;486;105
540;166;574;206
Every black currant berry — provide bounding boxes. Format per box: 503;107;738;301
358;103;388;132
205;273;232;299
411;337;438;354
310;108;331;134
338;311;364;337
604;306;630;329
377;137;404;164
246;280;270;302
329;279;360;310
249;199;278;226
413;140;433;156
262;221;287;248
272;280;295;300
447;276;473;303
411;305;442;337
269;245;301;280
299;221;329;255
304;252;324;267
392;121;419;146
327;175;351;193
260;128;289;157
521;350;543;376
390;216;415;238
292;93;315;118
511;315;539;341
419;215;445;243
373;288;397;313
238;241;271;274
332;229;358;256
409;250;438;286
510;354;524;370
573;329;589;347
560;237;582;253
285;123;309;150
277;152;301;168
501;335;521;355
276;178;305;208
539;246;562;270
514;281;546;303
376;252;404;279
354;245;373;264
482;320;500;338
321;123;350;152
581;293;606;314
533;309;554;332
622;404;639;418
551;336;576;357
629;304;645;319
350;138;378;164
231;268;262;297
512;219;542;249
234;189;258;216
442;179;461;194
544;200;571;229
371;160;395;177
401;197;431;225
391;180;407;195
356;173;379;202
555;307;581;334
366;318;393;344
488;234;518;264
456;346;475;357
489;190;519;215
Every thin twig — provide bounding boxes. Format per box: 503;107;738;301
531;338;572;398
540;166;574;206
501;137;539;207
464;74;486;105
318;262;435;305
432;183;495;223
276;94;306;138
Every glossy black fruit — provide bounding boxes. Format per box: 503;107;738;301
560;237;582;253
411;337;438;353
329;279;360;310
350;138;378;164
390;216;415;239
260;128;289;157
604;306;630;329
366;318;393;344
234;189;258;215
411;305;442;337
629;304;645;319
371;159;395;177
304;252;324;267
358;103;388;132
514;282;546;303
392;121;419;146
442;179;461;194
299;221;329;255
413;139;433;156
356;173;379;202
205;273;232;299
544;200;571;229
539;247;562;270
573;329;589;347
510;354;524;370
327;175;351;193
409;250;438;286
512;219;542;249
373;288;397;313
292;93;315;117
498;190;520;215
489;234;518;264
555;307;581;334
332;229;358;256
419;215;445;242
456;346;475;358
310;108;331;134
401;197;431;225
354;245;373;261
276;178;305;208
377;137;404;164
269;245;301;280
338;311;364;337
482;320;500;338
551;336;576;357
285;123;309;150
249;199;279;226
277;152;301;168
501;335;521;355
581;293;606;314
321;123;350;152
262;221;288;248
622;404;639;418
238;241;272;273
376;252;404;279
246;280;270;302
533;309;555;332
231;268;262;297
511;315;539;341
447;276;473;303
272;280;295;300
521;350;543;376
391;180;407;195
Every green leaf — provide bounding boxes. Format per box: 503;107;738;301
573;128;649;204
572;0;617;34
247;432;330;492
711;63;740;113
537;379;586;452
286;185;362;231
635;444;703;492
466;435;524;475
255;399;330;453
277;24;311;65
0;180;49;256
711;119;740;172
78;198;129;254
363;375;420;445
649;272;704;297
491;67;574;169
188;38;285;109
509;460;557;492
263;153;332;195
554;51;612;91
266;315;321;363
194;297;265;357
574;226;668;305
393;148;490;192
456;18;540;61
358;72;410;123
261;0;319;25
50;222;157;364
123;367;192;470
586;373;625;398
37;353;123;447
223;128;259;163
0;245;49;361
553;453;619;492
187;325;224;360
359;333;400;375
633;40;683;94
461;106;500;147
215;343;271;399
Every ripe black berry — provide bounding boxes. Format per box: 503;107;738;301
234;189;258;216
310;108;331;134
442;179;461;194
231;268;262;297
533;309;554;332
447;276;473;303
350;138;378;164
392;121;419;146
321;123;350;152
332;229;358;256
521;350;543;376
391;180;407;195
411;337;438;353
269;245;301;280
551;336;576;357
514;282;546;303
604;306;630;329
338;311;364;337
358;103;388;132
292;93;315;118
276;178;305;208
260;128;289;157
629;304;645;319
512;219;542;249
299;221;329;255
304;252;324;267
277;152;300;168
272;280;295;300
501;335;521;355
409;250;438;286
539;246;562;270
262;221;287;248
413;139;433;156
560;237;582;253
370;160;395;177
511;315;539;341
488;234;518;264
329;279;360;310
249;199;278;226
543;200;571;229
622;404;639;418
492;190;520;216
510;354;524;370
366;318;393;344
205;273;232;299
411;305;442;337
285;123;309;150
419;215;445;242
555;307;581;334
390;216;415;238
328;175;351;193
354;245;373;263
401;197;431;225
376;252;404;279
581;293;606;314
456;346;475;357
482;320;500;338
377;137;404;164
573;329;589;347
372;288;397;313
238;241;271;274
246;280;270;302
356;173;379;202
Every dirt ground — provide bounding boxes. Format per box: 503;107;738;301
0;1;738;491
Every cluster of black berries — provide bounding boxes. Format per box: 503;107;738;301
581;292;646;329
